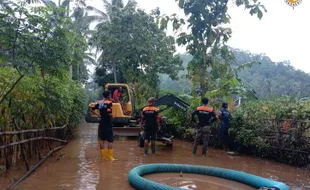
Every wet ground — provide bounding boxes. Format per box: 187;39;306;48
5;121;310;190
144;173;256;190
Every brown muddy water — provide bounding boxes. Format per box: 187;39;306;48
2;121;310;190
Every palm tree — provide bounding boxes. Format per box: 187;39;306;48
33;0;96;82
86;0;137;83
25;0;74;77
86;0;125;23
70;5;97;83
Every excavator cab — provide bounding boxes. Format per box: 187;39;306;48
85;84;191;139
106;83;135;118
85;83;140;136
86;83;135;122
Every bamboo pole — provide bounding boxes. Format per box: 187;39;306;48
6;145;65;190
16;131;29;171
35;142;41;161
0;137;68;149
20;143;29;171
0;124;68;136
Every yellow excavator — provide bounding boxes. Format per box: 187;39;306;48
85;83;191;141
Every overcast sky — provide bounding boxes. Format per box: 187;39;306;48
86;0;310;73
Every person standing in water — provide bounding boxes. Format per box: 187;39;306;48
218;102;232;152
191;98;217;157
140;97;160;155
90;90;117;161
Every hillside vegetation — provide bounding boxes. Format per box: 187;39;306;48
1;0;309;170
160;48;310;99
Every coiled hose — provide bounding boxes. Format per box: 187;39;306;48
128;163;289;190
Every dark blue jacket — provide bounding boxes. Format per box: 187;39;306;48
219;108;231;128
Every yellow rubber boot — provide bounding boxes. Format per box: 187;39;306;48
100;149;107;160
106;149;117;161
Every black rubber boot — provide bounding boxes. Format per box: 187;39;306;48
202;147;207;157
151;146;156;154
144;146;148;155
192;144;198;155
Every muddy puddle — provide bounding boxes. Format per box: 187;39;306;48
1;121;309;190
144;173;256;189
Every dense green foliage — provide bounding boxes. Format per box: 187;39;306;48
159;54;193;94
91;1;182;106
0;1;88;131
229;98;310;166
1;0;309;168
233;48;310;99
153;0;310;166
163;93;310;166
160;49;310;166
157;0;266;101
160;49;310;100
0;69;87;130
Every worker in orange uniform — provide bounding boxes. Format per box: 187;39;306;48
90;90;117;161
140;97;160;155
191;98;217;157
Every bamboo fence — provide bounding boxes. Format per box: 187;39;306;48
0;124;71;189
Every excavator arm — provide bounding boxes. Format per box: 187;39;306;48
135;93;190;118
155;93;190;113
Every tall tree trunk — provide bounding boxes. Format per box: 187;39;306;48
76;64;80;82
199;81;207;97
199;63;208;97
112;61;117;83
69;65;72;79
67;0;73;79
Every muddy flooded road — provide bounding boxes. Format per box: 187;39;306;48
9;121;310;190
144;173;256;190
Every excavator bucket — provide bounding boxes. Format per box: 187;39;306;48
113;127;140;137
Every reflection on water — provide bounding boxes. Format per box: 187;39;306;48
9;121;309;190
77;132;99;190
144;173;256;190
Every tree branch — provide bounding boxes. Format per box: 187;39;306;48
0;9;25;105
0;74;24;105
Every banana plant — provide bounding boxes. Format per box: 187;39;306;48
205;61;260;108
